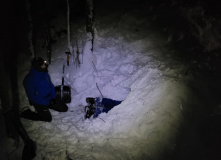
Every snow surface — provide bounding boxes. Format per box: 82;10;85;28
1;2;221;160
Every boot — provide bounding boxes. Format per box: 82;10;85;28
85;105;95;119
86;97;95;105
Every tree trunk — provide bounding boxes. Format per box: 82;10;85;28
44;23;52;64
67;0;74;61
25;0;35;59
86;0;94;51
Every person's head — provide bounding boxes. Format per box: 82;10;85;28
31;57;48;72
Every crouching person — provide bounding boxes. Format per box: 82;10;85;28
20;57;68;122
85;97;122;119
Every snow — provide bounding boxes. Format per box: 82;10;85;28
1;1;221;160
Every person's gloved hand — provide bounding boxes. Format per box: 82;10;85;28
50;98;56;107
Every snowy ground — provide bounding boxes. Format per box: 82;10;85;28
1;2;221;160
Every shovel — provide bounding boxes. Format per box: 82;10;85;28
55;64;71;103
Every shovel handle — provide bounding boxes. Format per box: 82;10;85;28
62;77;64;85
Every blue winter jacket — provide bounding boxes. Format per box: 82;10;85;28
23;67;56;106
93;97;122;118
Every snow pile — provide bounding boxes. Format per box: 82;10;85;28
1;2;219;160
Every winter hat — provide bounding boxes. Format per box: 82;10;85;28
31;57;46;72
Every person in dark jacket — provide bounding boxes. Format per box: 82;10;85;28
85;97;122;119
21;57;68;122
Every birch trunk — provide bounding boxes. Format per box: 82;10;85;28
86;0;94;51
67;0;74;59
